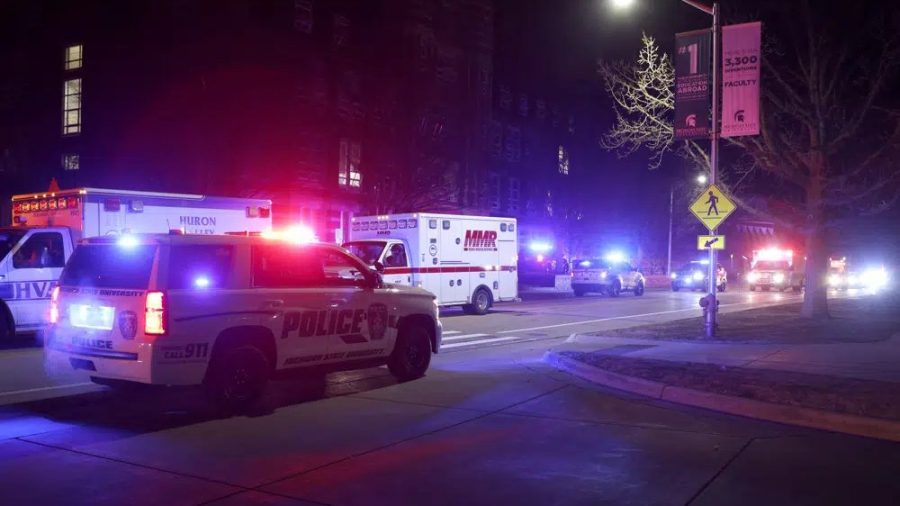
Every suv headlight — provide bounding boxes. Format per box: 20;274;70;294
773;272;785;283
670;273;678;280
692;271;704;281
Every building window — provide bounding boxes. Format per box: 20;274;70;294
508;178;521;214
338;139;361;188
558;145;569;175
488;172;500;211
62;153;79;170
293;0;313;34
63;78;82;135
64;44;82;70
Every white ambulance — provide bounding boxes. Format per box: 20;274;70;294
1;188;271;338
344;213;518;314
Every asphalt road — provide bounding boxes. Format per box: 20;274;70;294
1;288;897;505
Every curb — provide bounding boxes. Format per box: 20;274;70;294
544;351;900;443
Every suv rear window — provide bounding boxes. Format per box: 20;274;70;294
167;245;234;289
61;244;157;288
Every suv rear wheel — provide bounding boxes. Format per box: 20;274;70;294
607;281;622;297
388;324;431;381
634;281;645;296
0;308;11;340
206;345;269;412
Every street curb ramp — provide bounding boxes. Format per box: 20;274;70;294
544;350;900;443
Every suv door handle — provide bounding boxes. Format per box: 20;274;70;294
328;299;347;308
264;299;284;308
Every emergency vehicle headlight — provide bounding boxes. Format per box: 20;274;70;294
692;271;704;281
861;267;888;289
194;276;211;288
118;235;139;248
528;241;552;253
828;274;841;287
747;271;760;283
773;273;785;284
670;273;677;280
600;272;607;279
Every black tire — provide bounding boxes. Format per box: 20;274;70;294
0;307;11;340
749;285;756;292
671;283;680;292
607;281;622;298
206;345;269;412
388;324;431;381
464;288;492;315
634;281;645;296
717;283;727;293
573;288;586;297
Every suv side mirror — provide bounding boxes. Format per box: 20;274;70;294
373;261;385;274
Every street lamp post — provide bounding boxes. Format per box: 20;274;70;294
611;0;721;337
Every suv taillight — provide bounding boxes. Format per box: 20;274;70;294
145;291;166;335
49;286;60;324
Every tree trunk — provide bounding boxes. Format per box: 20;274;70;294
802;223;830;318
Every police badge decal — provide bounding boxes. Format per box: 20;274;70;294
118;310;137;340
367;303;388;340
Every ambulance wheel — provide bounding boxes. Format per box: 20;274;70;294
634;281;645;296
573;288;586;297
792;283;803;293
465;288;492;315
607;281;622;298
207;345;269;412
388;324;431;381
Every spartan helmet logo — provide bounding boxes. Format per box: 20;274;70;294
734;109;745;122
367;303;388;340
685;114;697;127
118;310;137;340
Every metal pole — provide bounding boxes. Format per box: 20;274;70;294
667;186;674;275
706;1;720;338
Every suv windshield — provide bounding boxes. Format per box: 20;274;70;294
680;262;708;272
754;261;790;271
572;258;609;269
61;244;157;288
343;241;386;265
0;229;27;261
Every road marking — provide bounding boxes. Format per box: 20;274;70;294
442;333;489;342
442;330;462;336
442;336;522;349
494;301;760;335
0;382;95;398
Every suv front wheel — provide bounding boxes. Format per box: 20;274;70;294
206;345;270;412
388;324;432;381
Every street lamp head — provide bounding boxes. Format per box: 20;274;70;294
609;0;636;9
696;174;708;185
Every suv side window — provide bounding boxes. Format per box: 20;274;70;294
319;248;369;287
13;232;65;269
168;245;234;289
252;245;325;288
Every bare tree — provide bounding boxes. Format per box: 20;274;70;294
598;3;900;318
363;164;461;215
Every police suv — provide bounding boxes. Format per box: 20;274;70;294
44;232;442;408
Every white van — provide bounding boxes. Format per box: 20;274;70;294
1;188;271;338
344;213;518;314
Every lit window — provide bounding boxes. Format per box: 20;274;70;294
558;145;569;175
62;153;79;170
338;139;362;187
65;44;83;70
63;78;82;135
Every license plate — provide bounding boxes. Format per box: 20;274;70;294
69;304;115;330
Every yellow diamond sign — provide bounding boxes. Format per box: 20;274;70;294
690;184;736;231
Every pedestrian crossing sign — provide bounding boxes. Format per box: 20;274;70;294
690;184;736;231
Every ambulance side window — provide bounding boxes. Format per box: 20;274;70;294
384;244;408;268
252;245;324;288
13;232;65;269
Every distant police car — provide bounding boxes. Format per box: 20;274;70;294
670;261;727;292
570;258;645;297
44;232;441;409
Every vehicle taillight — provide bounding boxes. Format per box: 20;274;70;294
49;286;61;324
145;291;167;335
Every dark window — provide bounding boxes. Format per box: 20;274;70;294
13;232;66;269
0;229;27;262
61;245;157;288
320;249;369;287
383;243;408;268
442;220;450;230
344;241;386;265
252;245;324;288
167;245;234;289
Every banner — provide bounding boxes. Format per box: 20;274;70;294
674;29;712;140
722;22;762;137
